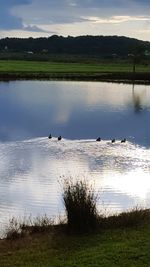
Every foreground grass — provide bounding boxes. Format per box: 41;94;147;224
1;208;150;267
1;222;150;267
1;181;150;266
1;182;150;266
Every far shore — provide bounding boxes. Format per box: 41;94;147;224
0;60;150;83
0;72;150;84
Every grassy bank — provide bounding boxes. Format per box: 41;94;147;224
1;214;150;267
1;179;150;267
0;60;150;82
1;181;150;266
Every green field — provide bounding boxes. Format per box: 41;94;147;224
0;223;150;267
0;60;150;73
0;60;150;82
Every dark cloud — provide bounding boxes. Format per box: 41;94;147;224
23;25;56;34
133;0;150;4
24;0;150;26
31;0;125;9
0;0;31;30
0;0;150;37
0;10;22;30
73;0;126;8
23;25;43;32
33;0;150;9
71;0;150;7
0;0;55;33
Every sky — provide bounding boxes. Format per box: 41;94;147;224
0;0;150;41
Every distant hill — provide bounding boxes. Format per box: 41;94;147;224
0;35;150;57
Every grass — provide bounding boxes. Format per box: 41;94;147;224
0;59;150;83
0;59;150;82
0;59;150;73
0;60;136;73
0;60;150;81
1;181;150;266
1;218;150;266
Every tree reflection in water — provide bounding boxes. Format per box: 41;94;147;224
132;84;144;113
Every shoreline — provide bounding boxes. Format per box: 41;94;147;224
1;208;150;266
0;72;150;84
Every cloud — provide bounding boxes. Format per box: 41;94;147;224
23;24;55;34
0;0;150;40
133;0;150;4
0;0;31;30
1;0;150;29
83;15;150;24
12;0;150;27
0;0;52;33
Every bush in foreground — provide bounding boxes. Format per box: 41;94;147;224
63;180;99;233
4;180;150;239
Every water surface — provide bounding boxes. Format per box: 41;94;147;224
0;81;150;233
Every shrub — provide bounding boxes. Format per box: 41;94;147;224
63;180;99;233
21;215;54;234
5;217;23;240
107;207;150;228
4;215;54;239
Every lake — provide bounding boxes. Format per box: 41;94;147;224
0;80;150;233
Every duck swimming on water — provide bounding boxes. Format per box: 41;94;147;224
58;135;62;141
96;137;101;142
121;138;126;143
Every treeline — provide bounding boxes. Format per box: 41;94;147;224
0;35;150;57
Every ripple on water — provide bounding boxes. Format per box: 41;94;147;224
0;137;150;235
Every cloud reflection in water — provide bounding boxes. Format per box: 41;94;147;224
0;137;150;232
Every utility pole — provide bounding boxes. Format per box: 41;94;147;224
133;55;136;74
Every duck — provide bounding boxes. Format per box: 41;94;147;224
111;139;115;143
58;135;62;141
48;134;52;139
121;138;126;143
96;137;101;142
